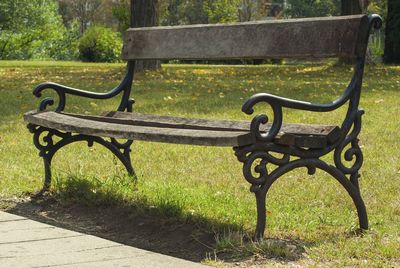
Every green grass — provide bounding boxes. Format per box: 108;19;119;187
0;60;399;266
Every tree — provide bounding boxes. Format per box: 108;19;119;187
238;0;256;21
204;0;240;23
281;0;340;18
112;0;131;31
341;0;362;15
160;0;240;25
0;0;66;59
182;0;209;24
339;0;363;64
58;0;102;34
160;0;182;25
131;0;160;71
384;0;400;64
238;0;272;21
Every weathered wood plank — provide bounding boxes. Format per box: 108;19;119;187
69;111;341;147
24;111;255;147
75;111;340;137
122;15;366;60
25;111;340;148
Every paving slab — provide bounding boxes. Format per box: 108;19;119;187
0;212;25;222
0;211;209;268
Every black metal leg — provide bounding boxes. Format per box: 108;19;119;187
31;156;53;198
253;187;267;240
348;172;368;230
333;110;367;230
110;138;135;176
234;141;369;239
322;161;368;231
42;156;52;192
28;124;136;195
350;173;361;192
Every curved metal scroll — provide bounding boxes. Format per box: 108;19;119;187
335;109;364;175
33;62;135;112
234;145;368;239
242;99;283;142
27;124;134;195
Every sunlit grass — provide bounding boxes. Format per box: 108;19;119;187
0;60;399;266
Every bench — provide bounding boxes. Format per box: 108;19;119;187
24;14;382;239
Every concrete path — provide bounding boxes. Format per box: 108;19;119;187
0;211;209;268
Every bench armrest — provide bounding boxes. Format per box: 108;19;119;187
241;15;383;143
33;63;135;112
242;92;351;142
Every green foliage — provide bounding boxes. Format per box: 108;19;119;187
203;0;240;23
160;0;182;25
78;25;123;62
58;0;103;34
48;20;81;61
112;0;130;31
160;0;241;25
0;0;66;60
368;0;388;19
182;0;209;24
278;0;341;18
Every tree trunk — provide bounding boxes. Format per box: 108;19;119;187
339;0;363;64
341;0;362;15
384;0;400;64
130;0;160;71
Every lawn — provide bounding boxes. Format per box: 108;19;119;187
0;60;399;267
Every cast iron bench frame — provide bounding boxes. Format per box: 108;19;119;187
25;14;382;239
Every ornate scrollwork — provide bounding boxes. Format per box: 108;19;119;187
28;124;70;156
32;61;135;112
27;123;134;194
33;84;67;112
235;146;290;191
334;109;364;175
242;98;283;142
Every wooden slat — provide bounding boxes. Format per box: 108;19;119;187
92;111;340;146
24;111;255;147
122;15;366;60
25;111;341;148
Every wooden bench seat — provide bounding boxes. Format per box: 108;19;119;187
24;110;341;148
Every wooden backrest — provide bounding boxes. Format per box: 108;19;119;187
122;15;368;61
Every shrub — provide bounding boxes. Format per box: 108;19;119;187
48;20;81;61
78;26;122;62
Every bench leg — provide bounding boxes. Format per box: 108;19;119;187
28;124;135;196
333;109;368;230
253;186;267;240
235;143;368;239
110;138;135;176
234;148;291;240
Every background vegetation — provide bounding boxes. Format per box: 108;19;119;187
0;0;397;63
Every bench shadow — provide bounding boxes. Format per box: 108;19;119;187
6;176;311;264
